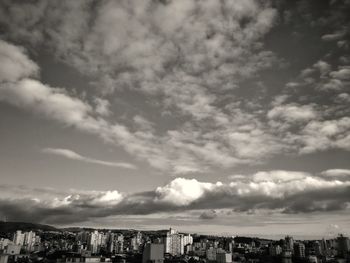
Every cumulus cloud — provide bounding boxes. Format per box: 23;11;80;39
268;103;318;124
42;148;137;169
0;170;349;224
330;67;350;80
155;178;220;206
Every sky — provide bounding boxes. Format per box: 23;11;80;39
0;0;349;238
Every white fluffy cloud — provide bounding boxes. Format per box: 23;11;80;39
155;178;221;206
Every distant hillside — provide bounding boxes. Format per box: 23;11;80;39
0;221;60;235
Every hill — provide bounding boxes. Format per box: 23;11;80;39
0;221;59;235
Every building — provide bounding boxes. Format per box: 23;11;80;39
337;234;350;258
0;239;11;250
0;255;9;263
13;231;25;246
281;250;292;263
142;243;164;263
131;232;142;252
164;228;183;256
284;236;294;253
88;231;103;254
182;234;193;247
294;242;305;258
313;241;322;256
308;255;318;263
269;244;282;256
321;239;328;256
206;247;216;261
24;231;37;252
113;234;124;254
216;252;232;263
5;244;21;255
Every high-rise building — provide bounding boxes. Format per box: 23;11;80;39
284;236;294;253
313;241;322;256
183;234;193;247
131;232;143;252
114;234;124;254
337;234;350;258
164;228;183;256
88;230;103;254
24;231;36;251
13;231;25;246
294;242;305;258
321;238;328;256
142;243;164;263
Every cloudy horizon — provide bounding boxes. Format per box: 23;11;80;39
0;0;349;238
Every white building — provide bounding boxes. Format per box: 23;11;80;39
164;228;183;256
88;231;103;254
183;234;193;246
13;231;25;246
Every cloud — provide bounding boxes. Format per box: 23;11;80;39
0;40;39;83
199;210;217;220
94;98;111;117
330;67;350;80
0;38;280;174
0;170;349;224
321;31;346;42
154;178;221;206
252;171;308;183
42;148;137;169
313;61;331;76
0;1;350;176
268;103;318;124
228;174;247;181
297;117;350;154
321;169;350;178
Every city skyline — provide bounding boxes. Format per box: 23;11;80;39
0;0;350;237
2;225;348;262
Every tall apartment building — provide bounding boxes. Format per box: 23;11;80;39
13;231;25;246
164;228;186;256
294;242;305;258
